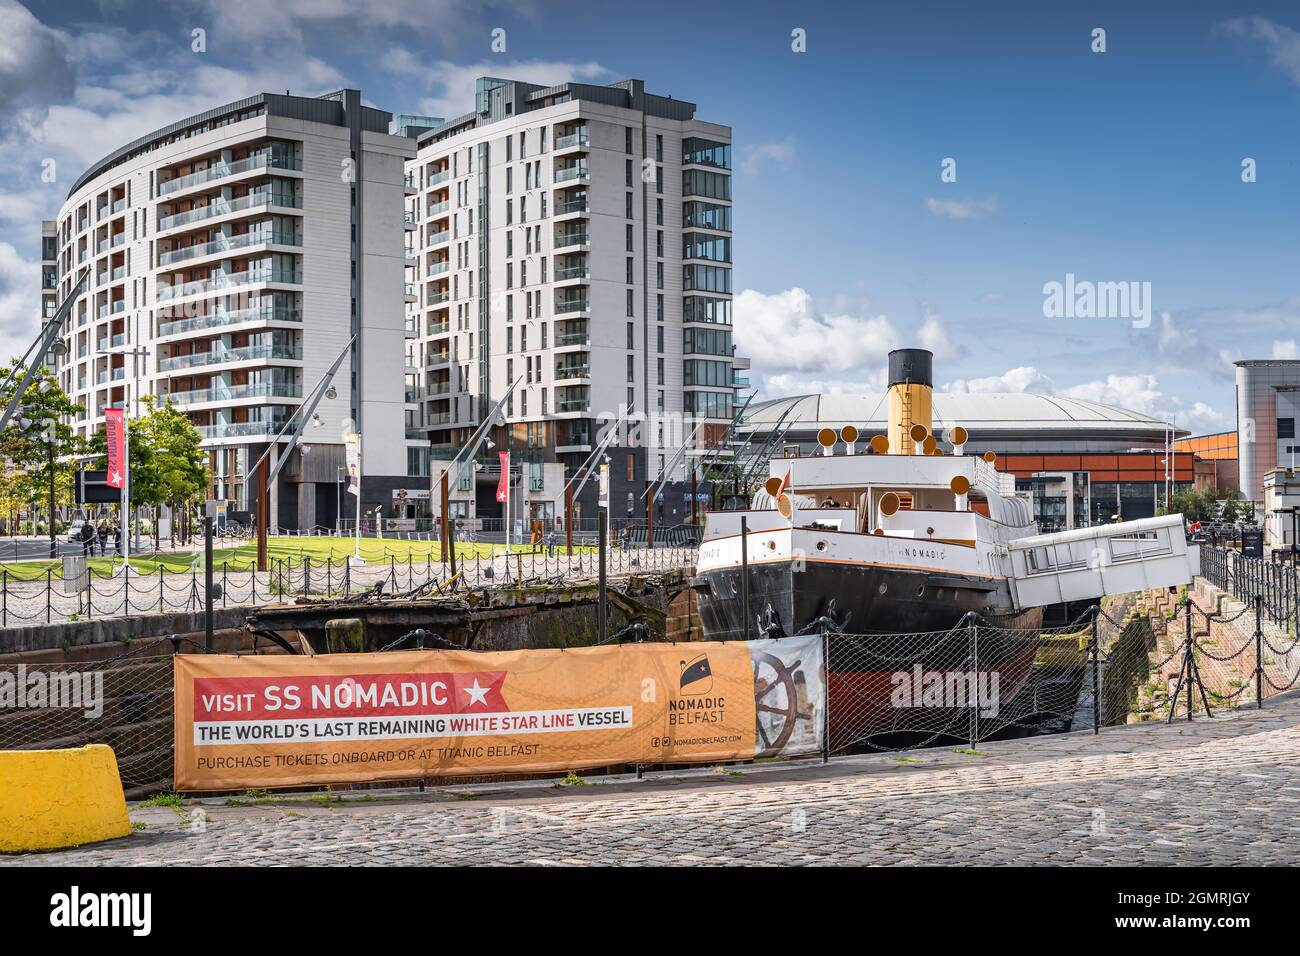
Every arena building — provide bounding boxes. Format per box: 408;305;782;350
739;391;1193;532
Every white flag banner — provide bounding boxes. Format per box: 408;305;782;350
345;434;360;497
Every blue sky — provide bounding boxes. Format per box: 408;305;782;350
2;0;1299;433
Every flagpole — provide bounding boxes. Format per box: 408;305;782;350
353;436;363;564
505;450;511;551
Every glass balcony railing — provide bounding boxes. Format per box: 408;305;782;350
404;210;417;225
554;165;588;183
96;333;126;351
197;419;293;440
159;228;301;266
158;267;302;302
554;298;589;315
111;198;127;214
554;232;588;249
554;364;590;379
555;264;589;281
403;172;416;188
404;283;418;297
555;329;589;346
556;399;590;413
427;260;449;276
167;382;303;405
427;169;450;187
158;152;299;196
158;306;302;337
429;230;450;246
158;344;302;372
426;201;449;217
555;131;589;150
428;382;451;395
158;192;301;232
428;321;449;335
555;199;588;215
425;352;451;367
429;291;449;305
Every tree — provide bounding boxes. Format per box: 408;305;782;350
0;360;86;530
129;397;209;548
1219;495;1240;525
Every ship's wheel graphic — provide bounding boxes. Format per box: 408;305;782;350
752;652;814;757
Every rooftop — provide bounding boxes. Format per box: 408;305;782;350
742;392;1185;436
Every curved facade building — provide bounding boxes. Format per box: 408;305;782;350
1235;359;1300;508
51;90;415;528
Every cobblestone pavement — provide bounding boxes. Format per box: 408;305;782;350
9;693;1300;866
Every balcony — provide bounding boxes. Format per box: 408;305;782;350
555;198;588;217
427;169;450;187
555;398;590;413
554;364;590;382
404;210;417;230
158;267;302;302
428;320;449;335
555;264;589;282
553;297;589;316
427;260;450;276
158;228;301;267
159;306;302;338
555;130;589;151
425;352;452;369
111;198;127;214
429;291;450;305
158;343;303;373
429;230;450;247
428;382;451;395
554;165;589;184
197;419;293;440
96;333;125;352
426;201;449;217
159;152;299;197
404;283;418;302
405;317;419;337
553;232;589;251
167;382;303;405
555;328;589;347
404;171;417;193
158;192;301;232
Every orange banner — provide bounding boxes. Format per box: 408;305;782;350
173;637;825;791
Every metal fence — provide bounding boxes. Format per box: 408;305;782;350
0;546;698;628
7;587;1297;797
1201;545;1299;634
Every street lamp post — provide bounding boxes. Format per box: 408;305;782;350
45;423;56;560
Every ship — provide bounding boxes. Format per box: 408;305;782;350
692;348;1202;745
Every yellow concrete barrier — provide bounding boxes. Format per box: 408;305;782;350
0;745;131;852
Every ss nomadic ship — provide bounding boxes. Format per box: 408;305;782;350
693;348;1201;641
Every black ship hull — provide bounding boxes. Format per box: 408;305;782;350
693;558;1045;750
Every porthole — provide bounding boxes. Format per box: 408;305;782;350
877;583;888;595
816;540;828;551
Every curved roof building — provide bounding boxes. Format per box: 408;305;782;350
741;391;1184;454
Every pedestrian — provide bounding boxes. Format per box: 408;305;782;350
545;527;556;557
80;520;95;557
97;520;109;556
113;522;123;556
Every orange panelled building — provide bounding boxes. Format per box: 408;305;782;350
990;451;1194;484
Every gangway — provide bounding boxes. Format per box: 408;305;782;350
1004;514;1199;608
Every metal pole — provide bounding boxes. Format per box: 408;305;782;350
646;479;654;549
1090;606;1101;734
565;482;574;554
740;515;750;640
597;508;608;638
1185;601;1193;722
691;466;698;529
256;452;269;572
204;515;214;653
439;469;450;563
46;430;56;560
1255;593;1263;709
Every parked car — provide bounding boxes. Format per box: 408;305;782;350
65;519;91;543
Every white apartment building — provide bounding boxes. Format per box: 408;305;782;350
402;77;744;529
50;90;414;529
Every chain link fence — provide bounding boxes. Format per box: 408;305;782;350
0;546;697;627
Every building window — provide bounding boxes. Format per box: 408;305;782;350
625;192;633;219
627;322;635;348
626;223;634;252
656;198;663;225
627;354;635;382
626;288;634;317
627;454;635;481
625;127;632;153
1280;418;1296;440
656;134;663;162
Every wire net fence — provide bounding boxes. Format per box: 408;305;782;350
0;546;697;627
7;582;1298;798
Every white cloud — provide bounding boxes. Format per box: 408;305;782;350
739;139;796;175
917;311;963;361
1221;16;1300;85
735;287;897;372
1272;340;1299;360
0;241;40;363
0;0;76;128
187;0;532;44
925;196;997;221
945;366;1055;394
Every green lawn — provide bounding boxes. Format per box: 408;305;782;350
0;536;593;580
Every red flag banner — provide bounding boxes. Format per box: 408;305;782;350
105;407;126;489
495;451;509;503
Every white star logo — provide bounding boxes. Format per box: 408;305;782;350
109;469;122;485
463;679;490;707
